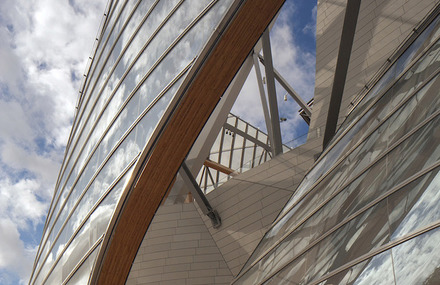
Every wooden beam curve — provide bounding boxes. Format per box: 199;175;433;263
91;0;285;284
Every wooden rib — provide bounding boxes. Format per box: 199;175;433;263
93;0;285;284
204;159;238;176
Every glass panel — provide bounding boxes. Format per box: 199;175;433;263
392;226;440;284
46;0;166;242
244;73;440;270
34;165;133;285
65;244;100;285
36;0;236;278
322;251;395;285
46;0;124;226
336;14;440;137
40;74;186;275
237;113;440;283
388;167;440;240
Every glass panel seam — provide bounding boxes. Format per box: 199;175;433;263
32;155;138;285
348;4;440;114
59;235;104;285
306;222;440;285
33;0;123;271
51;0;144;216
35;62;192;272
268;68;440;231
50;0;186;218
63;0;147;170
63;0;126;161
49;0;118;222
68;0;118;138
234;158;440;282
77;0;135;116
48;0;131;226
304;27;440;188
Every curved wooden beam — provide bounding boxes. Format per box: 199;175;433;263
91;0;285;284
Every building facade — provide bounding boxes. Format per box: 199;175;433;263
30;0;440;284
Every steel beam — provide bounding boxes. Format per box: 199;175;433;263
179;162;221;228
253;51;274;156
323;0;362;149
262;30;283;156
223;122;271;152
258;54;312;117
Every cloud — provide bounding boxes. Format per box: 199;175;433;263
303;5;317;37
0;219;37;285
231;2;316;146
0;0;105;283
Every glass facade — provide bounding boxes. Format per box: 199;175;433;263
29;0;235;284
233;9;440;285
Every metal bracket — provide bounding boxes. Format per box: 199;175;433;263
179;162;222;228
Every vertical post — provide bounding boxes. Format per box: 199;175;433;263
253;52;275;156
323;0;362;149
262;29;283;156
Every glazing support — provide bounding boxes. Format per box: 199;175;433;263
179;161;221;228
257;54;312;117
262;29;283;156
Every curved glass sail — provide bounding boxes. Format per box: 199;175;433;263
30;0;236;283
234;10;440;285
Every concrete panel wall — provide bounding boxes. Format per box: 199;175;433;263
309;0;437;149
197;140;320;276
126;203;233;285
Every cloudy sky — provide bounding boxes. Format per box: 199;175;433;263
0;0;316;284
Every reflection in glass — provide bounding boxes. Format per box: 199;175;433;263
236;13;440;285
393;227;440;285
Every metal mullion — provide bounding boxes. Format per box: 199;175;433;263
49;0;122;223
308;221;440;285
75;0;128;119
248;156;440;277
262;29;283;156
239;123;248;171
65;0;160;161
35;61;193;272
228;116;238;169
217;127;226;185
269;67;440;229
63;0;144;164
234;109;440;280
239;158;440;282
33;155;138;285
51;0;168;219
259;220;440;285
49;0;135;224
63;0;126;162
349;4;440;114
44;0;208;244
34;1;124;270
60;235;104;285
68;0;119;140
307;21;440;183
30;2;117;280
53;0;215;219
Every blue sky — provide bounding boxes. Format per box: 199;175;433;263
0;0;316;284
232;0;316;147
